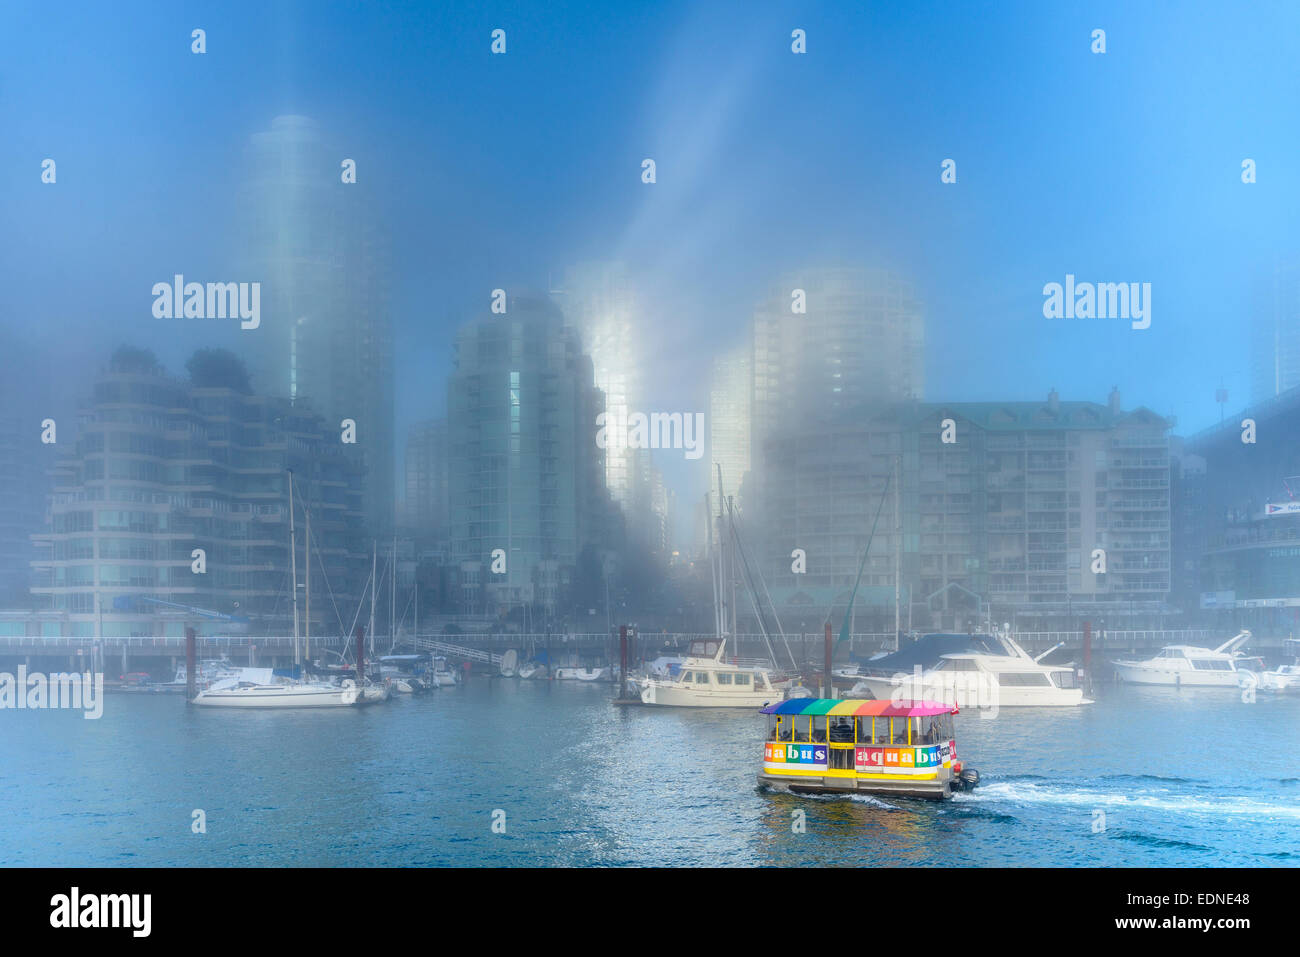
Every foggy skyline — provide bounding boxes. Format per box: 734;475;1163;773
7;1;1300;536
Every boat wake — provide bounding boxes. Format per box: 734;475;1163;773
957;779;1300;820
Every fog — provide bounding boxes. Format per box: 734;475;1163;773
4;0;1300;620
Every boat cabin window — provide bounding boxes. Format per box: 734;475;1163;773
996;672;1052;686
733;673;750;686
1189;658;1232;671
1160;648;1184;659
828;717;854;743
680;671;692;682
943;658;979;671
715;672;732;685
694;671;710;684
917;714;954;743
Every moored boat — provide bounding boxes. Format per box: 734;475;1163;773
1254;638;1300;693
636;638;777;708
193;669;360;708
1113;631;1253;687
553;666;610;681
757;697;978;800
430;656;461;687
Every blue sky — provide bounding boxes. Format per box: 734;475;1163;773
4;0;1300;524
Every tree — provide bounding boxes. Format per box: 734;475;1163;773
186;348;251;393
109;345;161;375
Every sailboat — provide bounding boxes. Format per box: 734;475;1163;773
634;470;789;708
195;471;360;709
193;668;361;708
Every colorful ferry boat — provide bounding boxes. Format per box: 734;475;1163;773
757;698;979;800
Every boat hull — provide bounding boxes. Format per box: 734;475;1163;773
851;673;1086;707
193;687;359;708
1112;662;1240;687
639;682;773;708
757;769;952;800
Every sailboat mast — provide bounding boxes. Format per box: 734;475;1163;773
729;496;738;640
894;453;901;652
716;465;728;639
391;534;396;647
705;492;720;640
288;470;299;665
305;494;311;664
369;541;376;657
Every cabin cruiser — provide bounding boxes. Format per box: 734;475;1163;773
1247;638;1300;693
160;657;243;691
553;666;610;681
193;668;360;708
623;656;683;695
1112;632;1254;688
758;698;978;800
636;638;778;708
851;631;1089;708
430;656;461;687
377;654;431;694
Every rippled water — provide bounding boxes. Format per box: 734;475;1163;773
2;679;1296;866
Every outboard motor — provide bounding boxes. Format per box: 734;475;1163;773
958;767;981;790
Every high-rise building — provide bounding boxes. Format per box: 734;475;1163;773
627;448;672;557
1184;384;1300;632
709;346;751;501
241;115;395;537
1250;259;1300;402
755;389;1172;634
403;418;448;543
30;347;367;638
0;333;51;607
751;266;924;449
551;262;640;508
446;296;615;616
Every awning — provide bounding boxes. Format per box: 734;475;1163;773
760;698;956;717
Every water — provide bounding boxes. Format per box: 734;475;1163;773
2;680;1297;866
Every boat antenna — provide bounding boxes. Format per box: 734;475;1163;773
837;469;892;647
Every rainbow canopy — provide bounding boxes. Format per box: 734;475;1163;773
760;698;956;717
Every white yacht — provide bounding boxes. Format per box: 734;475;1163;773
1251;638;1299;693
430;657;461;687
1112;632;1253;687
852;631;1090;708
193;669;360;708
161;657;243;691
636;638;778;708
553;666;610;681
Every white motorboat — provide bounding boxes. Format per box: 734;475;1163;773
430;657;461;687
193;669;360;708
637;638;779;708
359;678;392;703
1113;632;1253;688
553;666;610;681
499;649;518;678
1255;638;1300;693
518;661;548;680
160;657;243;691
377;654;431;694
851;631;1091;708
